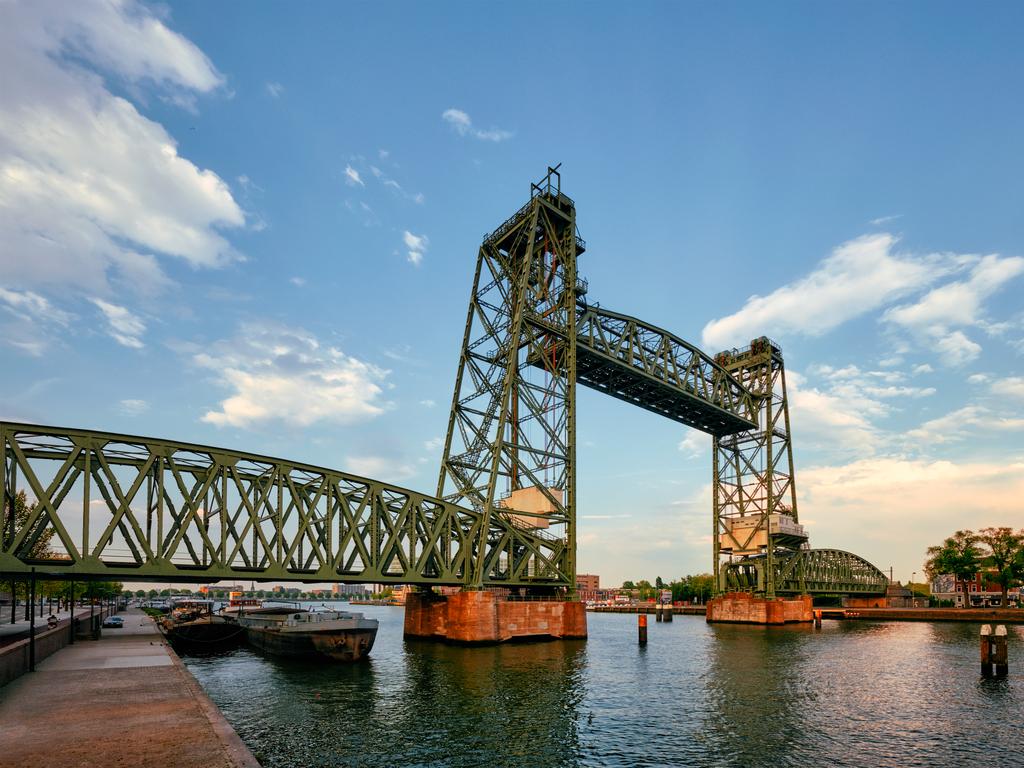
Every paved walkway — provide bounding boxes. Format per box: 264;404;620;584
0;608;259;768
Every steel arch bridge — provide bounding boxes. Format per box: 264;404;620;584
722;549;889;596
1;167;888;598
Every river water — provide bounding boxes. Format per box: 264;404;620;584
183;606;1023;767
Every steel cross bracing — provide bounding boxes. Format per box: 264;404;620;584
0;423;569;586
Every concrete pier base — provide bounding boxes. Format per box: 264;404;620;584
403;590;587;643
706;592;813;624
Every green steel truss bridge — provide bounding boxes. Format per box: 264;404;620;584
2;167;887;597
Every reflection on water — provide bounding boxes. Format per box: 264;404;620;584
185;607;1022;768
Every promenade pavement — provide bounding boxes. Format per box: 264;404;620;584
0;607;259;768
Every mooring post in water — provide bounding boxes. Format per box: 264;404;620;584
28;568;36;672
664;603;673;622
655;603;663;622
993;625;1008;678
814;609;822;629
638;613;647;645
980;624;993;677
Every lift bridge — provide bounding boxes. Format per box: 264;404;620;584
1;168;887;598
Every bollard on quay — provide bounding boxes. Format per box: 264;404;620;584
638;613;648;645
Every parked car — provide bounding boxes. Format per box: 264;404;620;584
102;616;124;628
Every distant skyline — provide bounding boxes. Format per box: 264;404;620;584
2;1;1023;587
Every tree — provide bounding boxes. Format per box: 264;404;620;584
135;590;146;598
655;576;664;590
977;527;1024;608
621;580;636;590
925;530;982;608
6;490;55;559
5;491;57;608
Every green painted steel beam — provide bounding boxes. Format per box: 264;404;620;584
0;422;571;587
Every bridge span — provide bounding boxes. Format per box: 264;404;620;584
2;168;888;608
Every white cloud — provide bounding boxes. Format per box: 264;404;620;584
265;81;284;98
991;376;1024;399
800;457;1024;578
870;214;903;226
0;287;73;355
883;254;1024;366
885;255;1024;331
419;399;436;408
701;234;955;350
906;405;1024;445
441;108;513;142
378;149;389;159
677;430;707;459
119;399;149;416
0;2;244;297
289;276;306;287
344;165;364;187
194;323;390;428
933;331;982;365
344;455;416;481
403;230;428;266
424;436;443;452
786;368;896;458
912;363;934;375
91;298;145;348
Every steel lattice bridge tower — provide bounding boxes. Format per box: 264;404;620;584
0;167;887;598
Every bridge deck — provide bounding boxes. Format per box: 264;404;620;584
572;305;758;436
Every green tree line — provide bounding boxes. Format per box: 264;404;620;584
925;527;1024;608
620;574;715;603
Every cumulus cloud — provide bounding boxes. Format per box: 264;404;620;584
800;457;1024;576
403;231;428;266
677;430;707;459
701;234;955;350
91;298;146;348
883;254;1024;366
906;405;1024;445
442;108;513;142
991;376;1024;399
0;1;245;297
194;323;390;428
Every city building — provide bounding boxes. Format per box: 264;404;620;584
843;582;928;608
931;573;1021;607
576;574;600;591
576;574;603;602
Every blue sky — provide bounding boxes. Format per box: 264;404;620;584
1;1;1022;587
